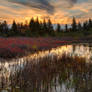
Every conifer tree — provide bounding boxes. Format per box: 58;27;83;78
39;18;48;36
35;17;41;35
71;17;77;31
3;21;8;34
65;24;68;32
43;19;47;31
83;21;88;31
77;22;82;31
88;19;92;30
47;19;54;35
57;24;61;32
0;21;8;36
11;20;18;36
29;18;35;32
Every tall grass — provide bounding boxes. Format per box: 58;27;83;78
1;54;91;92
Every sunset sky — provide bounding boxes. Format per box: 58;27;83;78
0;0;92;24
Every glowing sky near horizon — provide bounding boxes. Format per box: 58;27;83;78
0;0;92;24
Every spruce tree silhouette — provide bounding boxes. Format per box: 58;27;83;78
11;20;18;36
78;22;82;31
57;24;61;32
71;17;77;31
47;19;54;36
65;24;68;32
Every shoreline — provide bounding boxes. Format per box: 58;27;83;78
0;37;92;60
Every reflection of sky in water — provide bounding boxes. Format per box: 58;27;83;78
71;45;92;62
0;44;92;91
0;44;92;68
0;44;92;72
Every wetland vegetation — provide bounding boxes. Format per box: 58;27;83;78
0;44;92;92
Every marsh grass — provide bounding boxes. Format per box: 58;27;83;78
0;52;92;92
3;54;91;92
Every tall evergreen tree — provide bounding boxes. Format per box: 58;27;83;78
56;24;61;32
43;19;47;31
71;17;77;31
77;22;82;31
3;21;8;34
47;19;54;35
83;21;88;31
0;21;8;36
11;21;18;34
29;17;41;36
0;22;2;33
29;18;35;31
39;18;48;36
35;17;41;34
88;19;92;30
65;24;68;32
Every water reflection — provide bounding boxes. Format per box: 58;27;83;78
0;44;92;92
25;44;92;63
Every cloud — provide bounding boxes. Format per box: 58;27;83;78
7;0;78;14
0;0;92;24
54;0;78;9
7;0;54;14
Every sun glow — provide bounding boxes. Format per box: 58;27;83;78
0;0;92;24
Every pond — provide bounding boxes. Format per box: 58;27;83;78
0;43;92;92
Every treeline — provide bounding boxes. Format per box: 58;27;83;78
0;17;92;37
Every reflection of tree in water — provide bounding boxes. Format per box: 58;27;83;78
71;44;92;63
0;44;92;92
10;54;92;92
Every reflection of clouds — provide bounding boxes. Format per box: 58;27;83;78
0;44;92;73
72;45;92;62
0;44;92;88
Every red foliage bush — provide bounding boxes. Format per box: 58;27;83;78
0;37;71;58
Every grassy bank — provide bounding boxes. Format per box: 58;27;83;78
0;37;92;59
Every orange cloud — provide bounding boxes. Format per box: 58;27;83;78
0;0;92;24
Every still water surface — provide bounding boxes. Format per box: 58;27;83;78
0;44;92;92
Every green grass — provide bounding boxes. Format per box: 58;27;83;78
56;30;92;38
